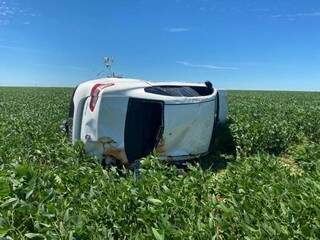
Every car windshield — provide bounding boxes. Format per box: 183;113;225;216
145;86;213;97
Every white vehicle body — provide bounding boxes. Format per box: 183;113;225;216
69;77;227;166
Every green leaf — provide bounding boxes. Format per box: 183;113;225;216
25;233;45;239
63;208;72;223
0;228;9;237
0;177;10;197
147;197;162;205
218;203;234;217
26;189;34;200
151;227;164;240
0;198;17;208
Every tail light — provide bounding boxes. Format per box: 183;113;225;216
89;83;114;111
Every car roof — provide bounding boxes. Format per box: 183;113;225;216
81;77;208;87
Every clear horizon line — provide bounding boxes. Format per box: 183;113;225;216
1;84;319;93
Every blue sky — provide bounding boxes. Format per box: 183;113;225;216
0;0;319;90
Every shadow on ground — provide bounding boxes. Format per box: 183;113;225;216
200;121;237;171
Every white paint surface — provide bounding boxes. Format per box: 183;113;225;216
162;101;216;157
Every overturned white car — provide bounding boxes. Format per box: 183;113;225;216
67;77;227;167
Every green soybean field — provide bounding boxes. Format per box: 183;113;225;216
1;87;320;239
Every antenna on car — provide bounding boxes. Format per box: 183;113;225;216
103;57;113;72
96;56;122;78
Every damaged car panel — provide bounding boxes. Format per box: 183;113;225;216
69;77;227;166
161;100;216;158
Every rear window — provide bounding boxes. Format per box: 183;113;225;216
144;86;213;97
